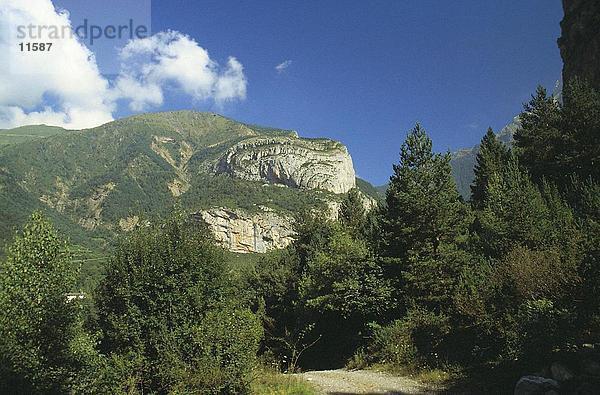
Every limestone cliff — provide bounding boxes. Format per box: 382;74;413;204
198;207;295;253
559;0;600;90
214;136;356;194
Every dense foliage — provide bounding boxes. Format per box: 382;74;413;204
0;213;94;393
251;79;600;390
92;214;262;393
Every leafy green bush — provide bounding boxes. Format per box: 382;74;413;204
512;299;571;364
95;214;263;393
367;308;450;368
175;308;263;393
0;212;94;393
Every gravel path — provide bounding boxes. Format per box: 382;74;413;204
297;369;438;394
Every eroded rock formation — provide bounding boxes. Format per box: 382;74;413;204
215;136;356;194
198;207;295;253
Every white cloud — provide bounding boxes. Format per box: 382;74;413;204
114;31;247;111
0;0;114;129
0;1;247;129
275;60;292;74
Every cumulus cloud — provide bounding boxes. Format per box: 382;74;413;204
0;0;114;129
0;1;247;129
275;60;292;74
114;31;247;111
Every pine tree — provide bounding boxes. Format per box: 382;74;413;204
339;188;367;237
475;154;581;260
560;78;600;184
470;127;509;208
514;86;563;185
381;123;471;311
515;81;600;189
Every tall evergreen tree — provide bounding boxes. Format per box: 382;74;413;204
515;80;600;188
514;86;563;185
560;78;600;183
470;127;509;208
381;123;471;311
339;188;367;237
476;154;581;261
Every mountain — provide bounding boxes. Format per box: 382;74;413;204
0;111;379;259
0;125;71;145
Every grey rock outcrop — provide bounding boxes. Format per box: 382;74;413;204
559;0;600;90
199;207;294;253
215;136;356;194
514;376;559;395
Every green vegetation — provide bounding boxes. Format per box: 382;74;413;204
1;79;598;392
0;213;95;393
244;79;599;391
0;111;357;291
250;368;317;395
0;125;70;145
92;214;262;393
470;127;510;208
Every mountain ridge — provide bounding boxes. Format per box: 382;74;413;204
0;111;378;257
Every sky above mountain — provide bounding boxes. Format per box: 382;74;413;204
1;0;563;185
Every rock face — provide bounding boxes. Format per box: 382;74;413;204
215;136;356;194
199;207;295;253
559;0;600;90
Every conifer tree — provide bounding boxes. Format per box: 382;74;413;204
514;86;563;184
381;123;471;311
476;154;581;261
470;127;509;208
339;188;367;237
559;78;600;184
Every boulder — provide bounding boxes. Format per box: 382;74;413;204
514;375;559;395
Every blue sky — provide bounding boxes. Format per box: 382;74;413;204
151;0;563;185
15;0;565;185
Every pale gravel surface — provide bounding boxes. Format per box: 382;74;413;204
297;369;440;394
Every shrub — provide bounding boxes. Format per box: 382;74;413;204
512;299;571;364
178;308;263;394
95;215;263;393
367;308;450;368
495;246;580;302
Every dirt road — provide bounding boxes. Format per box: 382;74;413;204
297;369;438;394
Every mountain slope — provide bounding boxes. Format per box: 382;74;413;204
0;125;71;145
0;111;374;257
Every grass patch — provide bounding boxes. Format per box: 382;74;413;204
367;363;457;388
251;368;317;395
